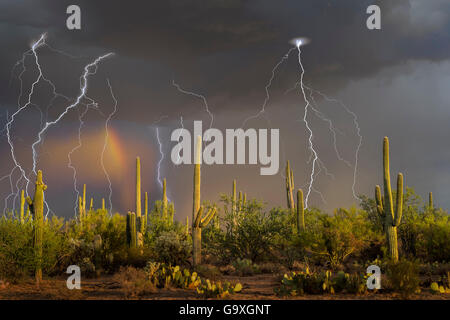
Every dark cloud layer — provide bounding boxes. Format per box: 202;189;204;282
0;0;449;217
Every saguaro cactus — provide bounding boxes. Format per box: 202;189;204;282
142;191;148;234
428;192;433;209
136;157;142;217
102;198;105;211
78;196;83;225
26;170;47;284
297;189;305;233
192;135;216;266
20;189;25;224
286;161;295;213
238;191;243;212
375;137;403;262
232;180;237;214
126;211;137;248
89;198;94;211
135;157;143;246
185;216;189;237
162;178;168;219
82;184;86;213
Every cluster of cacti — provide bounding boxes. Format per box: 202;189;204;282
145;262;201;289
196;279;242;298
192;135;217;266
285;161;306;233
126;157;148;247
25;170;47;284
375;137;403;262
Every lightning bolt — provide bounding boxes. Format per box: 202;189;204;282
242;47;296;128
293;43;319;208
172;80;214;137
68;104;90;217
4;33;114;216
100;79;118;214
307;88;362;200
5;34;46;205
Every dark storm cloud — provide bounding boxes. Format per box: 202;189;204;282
1;1;450;216
1;0;450;108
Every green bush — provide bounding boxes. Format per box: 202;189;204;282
306;208;379;269
217;197;290;263
386;259;420;299
152;230;191;266
0;213;68;281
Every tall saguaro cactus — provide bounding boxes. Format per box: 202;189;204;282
20;189;25;224
162;178;168;219
126;211;137;248
26;170;47;284
135;157;143;246
192;135;216;266
82;184;86;214
297;189;305;233
136;157;142;217
375;137;403;262
428;192;433;209
232;180;237;214
142;191;148;235
78;196;83;225
286;161;295;213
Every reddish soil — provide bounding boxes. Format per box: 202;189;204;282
0;274;448;300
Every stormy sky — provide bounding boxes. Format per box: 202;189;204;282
0;0;449;220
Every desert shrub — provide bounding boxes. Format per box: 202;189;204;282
217;197;288;263
306;208;378;269
415;210;450;262
144;200;181;242
332;271;368;294
194;264;222;280
0;214;35;281
386;259;420;299
64;211;127;273
232;258;260;276
0;214;67;281
114;266;156;298
276;269;333;295
152;230;191;266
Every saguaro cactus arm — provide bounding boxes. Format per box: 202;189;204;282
200;206;217;227
285;161;295;210
375;185;384;216
383;137;395;222
136;157;141;217
393;173;403;227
